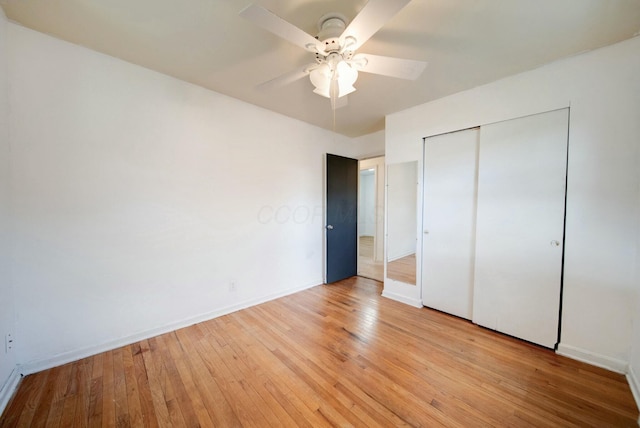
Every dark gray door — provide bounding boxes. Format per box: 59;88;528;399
326;154;358;283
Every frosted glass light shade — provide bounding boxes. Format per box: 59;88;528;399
309;61;358;98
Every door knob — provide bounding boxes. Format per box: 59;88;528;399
550;240;560;246
326;225;334;230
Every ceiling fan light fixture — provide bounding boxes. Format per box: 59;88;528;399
240;2;427;111
309;61;358;99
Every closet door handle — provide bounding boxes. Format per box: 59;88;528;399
550;240;560;246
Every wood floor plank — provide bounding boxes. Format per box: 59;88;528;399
150;334;190;427
130;342;159;428
194;319;273;427
122;344;144;427
87;375;103;428
172;329;241;427
207;317;331;427
30;365;62;427
1;277;638;427
162;331;215;427
387;253;416;284
3;375;38;426
14;371;50;427
230;308;355;426
239;302;445;427
139;338;172;427
215;315;344;427
78;358;94;427
87;353;104;428
45;362;74;428
208;318;289;426
111;348;130;427
100;350;116;428
58;364;79;428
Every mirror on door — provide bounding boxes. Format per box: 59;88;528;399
386;161;418;285
357;157;385;282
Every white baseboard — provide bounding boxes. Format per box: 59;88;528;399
627;365;640;423
0;367;21;416
387;250;415;263
19;280;322;375
556;343;628;374
381;290;423;308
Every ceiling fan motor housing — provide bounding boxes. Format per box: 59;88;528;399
316;13;347;53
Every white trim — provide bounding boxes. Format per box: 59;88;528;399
19;280;321;375
556;343;628;374
0;367;21;416
627;365;640;424
381;290;422;308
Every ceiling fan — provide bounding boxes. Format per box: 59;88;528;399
240;0;427;110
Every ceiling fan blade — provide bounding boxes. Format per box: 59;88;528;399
240;4;324;53
352;53;427;80
257;63;318;91
341;0;411;51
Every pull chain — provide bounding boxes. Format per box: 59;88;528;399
332;103;336;133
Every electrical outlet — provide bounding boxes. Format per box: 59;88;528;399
229;282;237;292
5;334;13;353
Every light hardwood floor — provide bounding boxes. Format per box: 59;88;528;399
1;277;638;427
387;254;417;285
358;236;383;281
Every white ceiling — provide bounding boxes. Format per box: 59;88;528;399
2;0;640;137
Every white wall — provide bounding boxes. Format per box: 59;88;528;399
7;23;367;372
631;284;640;415
0;8;18;413
629;147;640;407
387;36;640;372
352;130;385;159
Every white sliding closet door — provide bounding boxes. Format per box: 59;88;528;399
473;109;568;348
422;128;479;319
